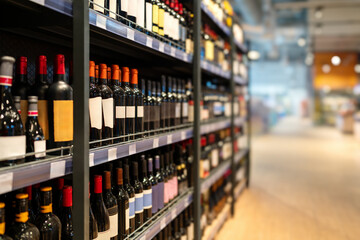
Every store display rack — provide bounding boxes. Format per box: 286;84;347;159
234;179;246;201
1;0;250;239
203;201;231;240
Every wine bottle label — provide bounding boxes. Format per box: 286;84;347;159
152;5;159;33
125;207;130;231
175;18;180;41
34;140;46;158
38;100;49;140
186;39;192;54
108;205;118;238
182;102;188;117
157;182;164;210
0;136;26;161
109;0;117;19
53;100;73;142
121;0;128;12
168;178;173;200
175;103;181;118
0;76;12;86
145;2;153;32
129;197;135;218
135;193;143;213
181;235;187;240
126;106;135;118
137;106;144;118
136;0;145;28
93;0;104;13
213;102;223;116
164;181;169;204
188;223;194;240
188;103;194;122
164;11;169;37
20;99;28;127
116;106;126;119
151;184;158;214
97;229;110;240
224;102;231;117
143;189;152;209
102;98;114;128
211;149;219;168
158;8;164;36
89;97;102;130
127;0;137;17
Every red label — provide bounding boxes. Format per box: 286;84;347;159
188;100;194;105
27;111;38;116
0;76;13;86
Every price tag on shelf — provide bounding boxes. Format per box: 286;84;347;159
159;42;165;52
153;138;159;148
170;47;176;57
129;144;136;155
181;131;186;140
171;209;177;220
108;148;117;161
146;37;153;48
160;218;166;230
167;135;172;144
30;0;45;5
127;29;135;41
0;172;13;194
50;160;66;179
89;153;95;167
96;14;107;30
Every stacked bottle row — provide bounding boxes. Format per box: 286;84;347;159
202;0;233;30
90;0;194;53
152;204;194;240
200;128;232;179
234;86;248;118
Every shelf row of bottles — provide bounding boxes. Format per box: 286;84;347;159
201;0;232;36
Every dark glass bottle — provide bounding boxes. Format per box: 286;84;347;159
89;184;98;240
89;61;102;148
168;77;175;127
186;79;194;123
0;56;25;166
179;212;186;240
59;186;73;240
148;157;158;215
53;178;64;216
131;69;144;138
114;168;129;240
154;155;164;210
32;184;41;218
122;67;135;141
141;156;152;221
180;80;188;124
123;164;135;233
173;79;181;126
25;96;46;162
91;175;110;238
146;80;155;134
160;75;168;129
179;4;187;50
12;56;28;127
110;65;126;143
95;65;99;85
99;64;114;146
173;217;181;240
142;79;150;134
132;161;144;229
161;153;170;206
8;193;40;240
103;171;118;240
35;187;61;239
0;202;12;239
25;186;36;223
154;81;161;131
174;1;181;47
14;96;21;115
47;54;73;155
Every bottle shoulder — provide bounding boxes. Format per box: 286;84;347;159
35;213;61;230
9;222;40;240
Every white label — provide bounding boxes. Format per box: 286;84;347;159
164;11;169;36
121;0;128;12
89;153;95;167
137;106;144;117
171;47;176;57
136;0;145;28
125;208;129;231
30;0;45;6
211;149;219;168
145;2;153;31
89;97;102;130
0;136;26;161
182;102;188;117
96;14;106;29
160;218;166;230
127;0;137;16
0;172;13;194
116;106;125;119
167;135;172;144
109;0;117;19
175;103;181;118
34;140;46;158
50;160;66;179
127;29;135;41
102;98;114;128
181;131;186;140
93;0;104;13
188;105;194;122
129;144;136;155
109;214;118;237
108;148;117;161
153;138;159;148
159;42;165;52
146;37;153;48
97;230;110;240
126;106;135;118
171;209;176;219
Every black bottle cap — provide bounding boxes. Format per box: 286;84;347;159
132;161;138;178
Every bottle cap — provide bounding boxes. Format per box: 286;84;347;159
103;171;111;190
132;161;138;177
58;178;65;190
117;168;123;185
111;64;120;81
130;69;138;85
17;56;27;75
99;64;107;79
25;186;32;201
95;65;99;78
124;164;130;180
107;67;111;80
142;158;147;174
16;193;28;199
201;137;207;147
122;67;130;83
155;155;160;169
62;186;73;207
148;158;153;172
94;175;102;194
89;61;95;78
54;54;65;75
37;55;47;75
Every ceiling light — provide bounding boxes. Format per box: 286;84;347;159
355;64;360;73
322;64;331;73
297;38;306;47
331;56;341;66
248;51;260;60
315;7;323;19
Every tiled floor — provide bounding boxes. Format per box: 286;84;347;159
217;117;360;240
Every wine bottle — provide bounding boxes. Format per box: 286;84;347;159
0;202;12;240
173;79;181;126
143;80;151;134
25;186;36;223
32;184;41;217
132;161;144;229
25;96;46;162
186;79;193;123
141;156;152;221
12;56;28;127
122;67;135;141
0;56;25;166
95;65;99;85
145;0;153;34
147;157;158;215
158;0;165;37
123;164;135;233
163;0;170;41
107;67;111;82
170;146;178;199
160;75;168;129
179;4;187;50
169;0;176;43
127;0;137;28
53;178;64;216
154;155;164;210
89;61;102;148
111;65;126;143
136;0;145;29
180;80;188;124
103;171;118;240
89;183;99;240
14;96;21;115
164;151;171;203
131;69;144;138
114;168;129;240
168;77;176;127
99;64;114;145
47;54;73;155
8;193;40;240
152;0;160;34
118;0;128;23
154;81;161;131
91;175;110;238
35;187;62;239
174;1;181;46
59;186;74;240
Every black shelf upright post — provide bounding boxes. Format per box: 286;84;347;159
73;0;90;239
230;17;236;216
193;0;202;239
246;39;251;188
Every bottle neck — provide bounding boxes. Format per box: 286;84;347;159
90;76;96;85
16;200;29;223
131;83;138;89
28;102;38;118
112;79;120;86
37;74;48;85
100;77;108;86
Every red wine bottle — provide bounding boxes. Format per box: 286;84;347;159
142;79;150;135
35;187;62;239
131;69;144;138
89;61;102;148
148;157;158;215
146;80;154;135
103;171;118;240
89;183;98;240
122;67;135;141
161;153;169;206
114;168;129;240
155;155;164;210
59;186;74;240
91;175;110;238
47;54;73;155
168;77;175;127
173;79;181;126
180;80;188;124
12;56;28;127
160;75;168;129
110;65;126;143
123;164;135;233
132;161;144;229
8;193;40;240
25;96;46;162
0;202;12;239
141;156;152;221
154;81;161;130
0;56;26;166
99;64;114;146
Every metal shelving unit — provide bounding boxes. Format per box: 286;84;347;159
0;0;250;239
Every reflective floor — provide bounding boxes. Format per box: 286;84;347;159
217;117;360;240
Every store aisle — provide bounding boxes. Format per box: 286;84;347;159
217;117;360;240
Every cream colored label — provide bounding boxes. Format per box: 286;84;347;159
53;100;73;142
109;0;117;19
38;100;49;140
89;97;102;130
102;98;114;128
126;106;135;118
136;0;145;28
93;0;104;13
137;106;144;118
116;106;125;119
0;136;25;161
20;100;28;127
34;140;46;158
